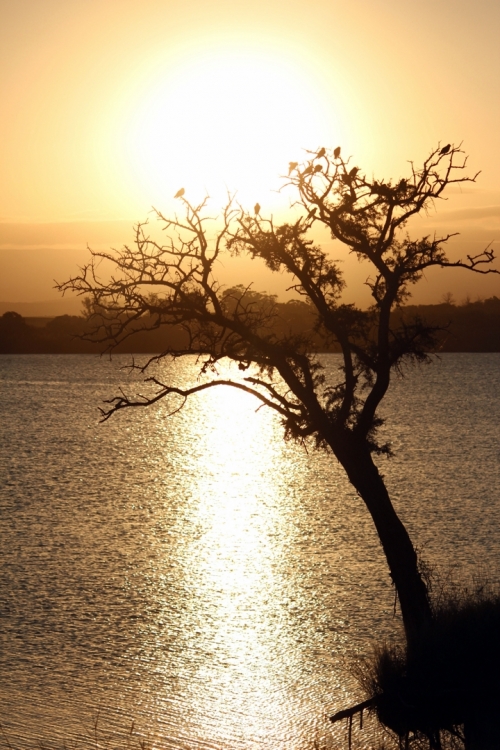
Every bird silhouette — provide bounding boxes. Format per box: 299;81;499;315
370;181;391;197
174;188;185;199
288;161;298;175
254;203;261;215
314;164;323;173
349;167;358;178
440;144;451;155
302;164;314;175
317;147;326;158
334;146;341;159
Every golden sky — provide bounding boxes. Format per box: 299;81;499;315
1;0;499;309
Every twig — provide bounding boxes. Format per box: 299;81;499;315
330;696;377;725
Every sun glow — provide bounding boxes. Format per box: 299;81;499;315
110;45;338;212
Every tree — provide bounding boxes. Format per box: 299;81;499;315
0;310;37;352
58;144;498;652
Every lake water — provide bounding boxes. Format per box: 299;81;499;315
1;353;499;750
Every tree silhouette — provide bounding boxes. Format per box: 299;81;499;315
58;144;498;651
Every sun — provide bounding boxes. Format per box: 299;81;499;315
108;44;339;213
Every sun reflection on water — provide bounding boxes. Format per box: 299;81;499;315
135;358;374;747
160;371;314;745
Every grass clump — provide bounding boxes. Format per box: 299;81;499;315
358;580;500;748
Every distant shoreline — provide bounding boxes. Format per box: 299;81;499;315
0;299;83;318
1;297;499;354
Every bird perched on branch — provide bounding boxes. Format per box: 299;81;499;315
334;146;341;159
302;164;314;175
349;167;359;178
174;188;185;199
314;164;323;173
288;161;298;175
254;203;261;215
317;147;326;158
440;144;451;155
370;181;392;197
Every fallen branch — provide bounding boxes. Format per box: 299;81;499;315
329;696;377;725
330;697;378;750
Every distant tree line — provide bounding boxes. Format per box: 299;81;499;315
0;295;499;354
392;296;500;352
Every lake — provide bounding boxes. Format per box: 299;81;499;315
1;353;499;749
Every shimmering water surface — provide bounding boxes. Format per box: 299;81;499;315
1;354;499;749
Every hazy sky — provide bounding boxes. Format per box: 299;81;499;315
1;0;499;307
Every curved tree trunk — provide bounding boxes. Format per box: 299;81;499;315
334;438;432;648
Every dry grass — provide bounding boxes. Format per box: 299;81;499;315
355;576;500;748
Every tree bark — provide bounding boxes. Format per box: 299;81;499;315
333;438;433;647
